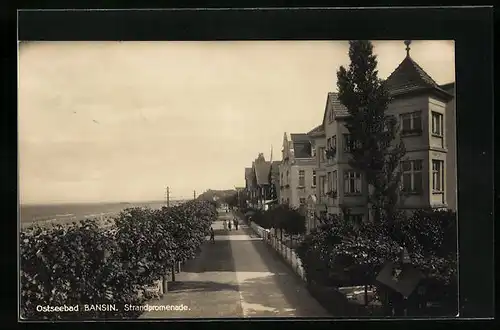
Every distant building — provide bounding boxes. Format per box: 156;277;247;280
309;42;456;227
244;153;280;210
279;132;316;210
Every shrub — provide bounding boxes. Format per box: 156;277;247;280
272;204;306;236
20;200;217;320
298;208;457;315
20;219;144;320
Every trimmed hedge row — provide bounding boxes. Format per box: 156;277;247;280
20;200;217;320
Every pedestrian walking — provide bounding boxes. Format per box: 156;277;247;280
209;226;215;243
233;218;239;230
223;219;228;230
228;220;232;231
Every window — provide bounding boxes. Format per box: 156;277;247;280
300;198;306;205
329;108;334;122
401;160;423;193
299;170;305;187
344;171;362;194
327;138;331;149
280;172;283;185
343;134;360;152
311;144;316;157
432;112;443;136
312;170;316;187
401;111;422;134
332;135;337;149
432;160;444;192
332;170;338;192
319;176;326;196
319;147;325;162
327;172;332;192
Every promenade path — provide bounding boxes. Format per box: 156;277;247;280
140;210;329;318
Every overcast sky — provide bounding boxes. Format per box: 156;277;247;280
18;40;455;204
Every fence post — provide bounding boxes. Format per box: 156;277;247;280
162;275;168;294
364;284;368;306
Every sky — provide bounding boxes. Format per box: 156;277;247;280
18;40;455;204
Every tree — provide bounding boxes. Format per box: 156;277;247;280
223;192;238;209
276;205;306;236
336;40;406;225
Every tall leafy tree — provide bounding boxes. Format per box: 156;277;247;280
337;40;406;224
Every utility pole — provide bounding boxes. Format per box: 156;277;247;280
165;186;170;207
193;190;196;200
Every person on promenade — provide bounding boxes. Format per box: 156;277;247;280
233;218;239;230
228;219;232;231
209;226;215;243
223;219;228;230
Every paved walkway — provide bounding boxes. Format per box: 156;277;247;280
140;211;329;318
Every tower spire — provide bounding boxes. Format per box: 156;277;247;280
404;40;412;57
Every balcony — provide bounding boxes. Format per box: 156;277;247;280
325;147;337;160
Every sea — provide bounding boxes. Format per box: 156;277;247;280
19;200;186;228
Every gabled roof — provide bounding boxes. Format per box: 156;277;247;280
245;167;253;187
321;92;349;127
290;133;310;143
307;124;324;137
385;56;453;101
254;161;271;186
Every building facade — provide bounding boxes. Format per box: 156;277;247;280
440;82;456;211
309;45;456;226
244;153;280;210
279;133;316;210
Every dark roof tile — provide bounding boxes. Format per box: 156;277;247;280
307;124;324;136
245;167;254;187
385;56;453;100
254;162;271;185
321;92;350;126
290;133;310;143
330;92;350;118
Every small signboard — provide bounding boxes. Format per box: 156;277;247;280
376;261;423;298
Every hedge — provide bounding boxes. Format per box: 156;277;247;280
296;209;457;316
20;200;217;320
